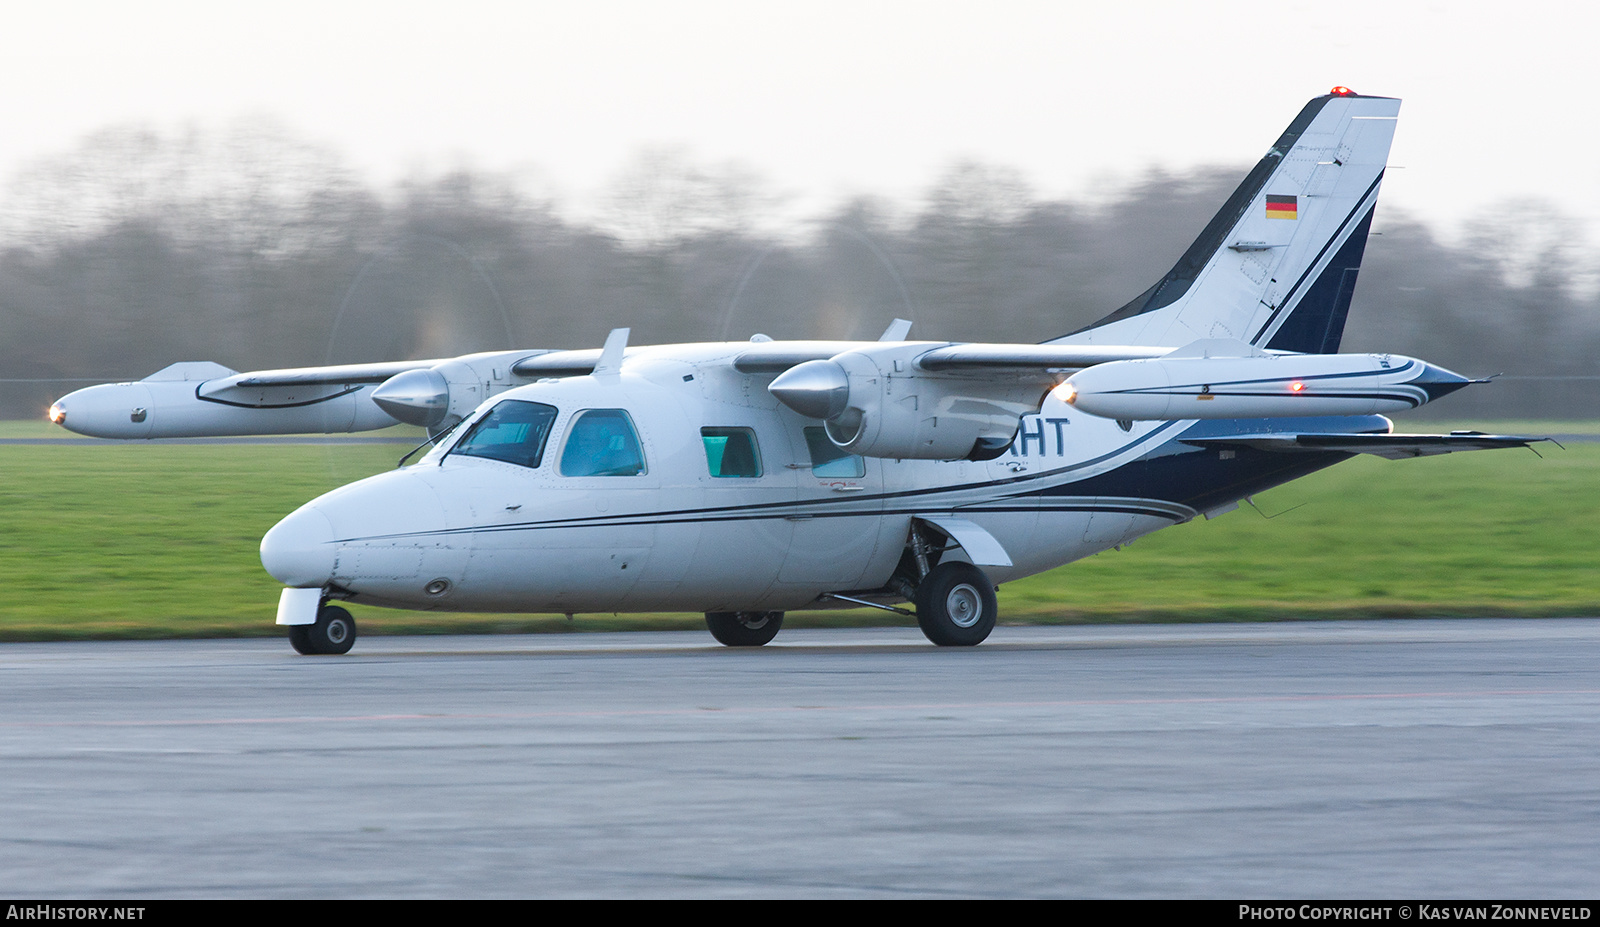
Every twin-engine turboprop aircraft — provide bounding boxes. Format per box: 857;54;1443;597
50;89;1544;653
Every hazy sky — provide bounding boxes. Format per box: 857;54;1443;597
3;0;1595;242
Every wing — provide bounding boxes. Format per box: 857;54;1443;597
49;351;555;439
736;341;1168;375
731;341;906;373
756;332;1493;461
207;360;447;390
1181;432;1552;459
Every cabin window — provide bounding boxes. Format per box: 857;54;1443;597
803;426;865;478
701;427;763;478
450;400;558;469
559;409;647;476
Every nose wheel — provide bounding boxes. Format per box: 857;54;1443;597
289;604;358;655
914;562;997;646
705;611;784;647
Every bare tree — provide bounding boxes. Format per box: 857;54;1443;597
3;126;1595;420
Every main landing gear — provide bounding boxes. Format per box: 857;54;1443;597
289;603;357;655
704;611;784;647
699;524;1002;648
914;561;997;647
901;520;998;646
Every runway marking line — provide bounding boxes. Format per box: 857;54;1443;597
5;688;1598;728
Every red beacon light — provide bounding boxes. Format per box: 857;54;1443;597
1330;86;1355;96
1289;380;1307;393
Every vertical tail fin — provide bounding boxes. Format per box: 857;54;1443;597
1057;89;1399;353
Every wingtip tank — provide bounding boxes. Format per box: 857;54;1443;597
1058;353;1473;421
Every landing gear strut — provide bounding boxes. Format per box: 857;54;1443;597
914;561;997;647
289;603;357;655
705;611;784;647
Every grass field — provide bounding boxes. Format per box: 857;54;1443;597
0;424;1594;640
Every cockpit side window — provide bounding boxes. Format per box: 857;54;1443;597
702;427;762;478
559;409;647;477
450;400;559;469
803;426;865;478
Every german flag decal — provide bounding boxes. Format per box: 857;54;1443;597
1265;194;1298;220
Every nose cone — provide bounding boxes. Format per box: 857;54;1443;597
260;505;336;587
769;360;850;420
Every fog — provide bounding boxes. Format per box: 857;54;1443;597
3;123;1595;420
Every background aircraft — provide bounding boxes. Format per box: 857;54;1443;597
49;89;1543;653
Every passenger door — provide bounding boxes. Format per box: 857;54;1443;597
778;425;887;586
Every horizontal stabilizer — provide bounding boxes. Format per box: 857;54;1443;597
913;343;1171;371
1182;432;1551;459
1159;338;1272;359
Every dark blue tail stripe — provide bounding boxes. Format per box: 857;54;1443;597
1259;205;1377;353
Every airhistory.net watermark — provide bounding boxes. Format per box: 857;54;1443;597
6;908;144;921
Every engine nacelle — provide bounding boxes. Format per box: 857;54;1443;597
371;350;547;430
1059;352;1472;420
769;344;1046;460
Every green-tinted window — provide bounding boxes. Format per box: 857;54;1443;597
803;426;865;478
559;409;647;476
450;400;559;469
702;427;763;478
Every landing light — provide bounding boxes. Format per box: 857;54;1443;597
47;403;65;425
1056;383;1078;404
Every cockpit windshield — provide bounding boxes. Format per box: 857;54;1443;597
449;400;559;469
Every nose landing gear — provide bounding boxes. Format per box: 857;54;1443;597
705;611;784;647
289;603;358;655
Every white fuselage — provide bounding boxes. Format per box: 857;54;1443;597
259;343;1205;614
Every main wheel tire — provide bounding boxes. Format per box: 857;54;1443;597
288;624;316;655
295;604;357;655
914;562;997;647
705;611;784;647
